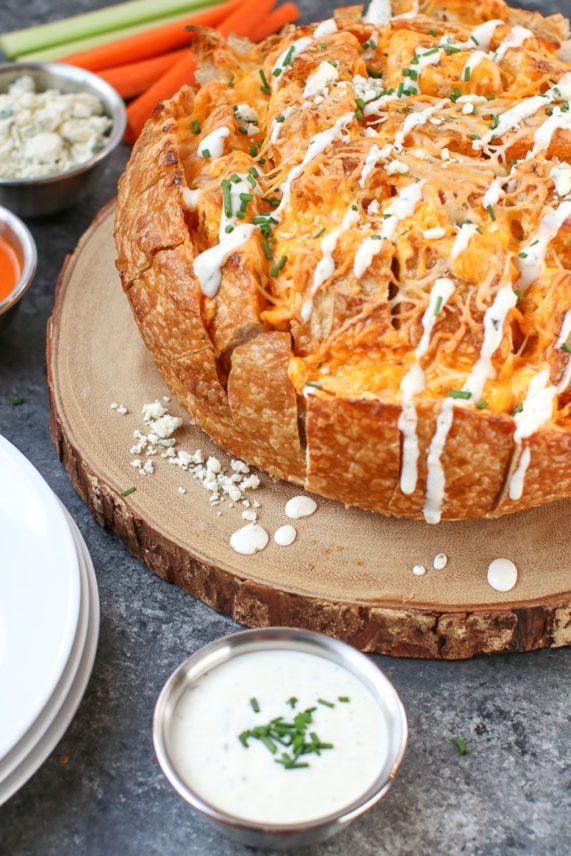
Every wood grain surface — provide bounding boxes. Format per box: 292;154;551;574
47;203;571;658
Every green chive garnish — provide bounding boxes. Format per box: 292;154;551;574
271;255;287;276
250;697;260;713
486;204;496;221
454;736;469;756
287;696;298;708
318;698;335;708
444;44;460;55
434;296;443;316
10;396;25;406
338;696;350;702
262;239;272;259
249;145;258;157
313;227;326;239
283;45;295;66
225;225;234;234
562;343;571;354
221;179;233;219
240;192;254;203
191;119;201;134
120;487;137;497
476;400;489;410
448;389;472;400
463;67;471;82
513;402;524;416
201;148;211;159
450;87;462;102
259;68;271;94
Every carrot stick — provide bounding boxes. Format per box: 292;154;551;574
125;50;197;144
250;3;300;42
98;50;187;100
59;0;241;71
218;0;276;38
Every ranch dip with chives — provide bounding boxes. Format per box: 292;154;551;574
168;649;389;825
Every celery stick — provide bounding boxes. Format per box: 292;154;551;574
1;0;223;58
16;9;203;63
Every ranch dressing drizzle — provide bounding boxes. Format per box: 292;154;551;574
487;557;518;592
271;37;313;88
405;48;443;96
274;524;297;546
302;204;360;321
199;126;230;159
169;649;389;825
451;222;479;260
507;369;557;501
462;50;487;78
230;521;269;555
515;199;571;290
354;180;425;279
393;100;448;153
193;224;255;297
271;106;296;144
275;112;354;220
182;187;201;210
475;74;571;149
462;285;518;403
556;309;571;393
399;277;455;496
468;19;504;52
530;105;571;158
285;495;317;518
363;0;391;25
482;176;506;210
423;398;455;524
493;26;533;64
359;143;392;187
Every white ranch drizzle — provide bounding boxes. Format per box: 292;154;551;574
462;285;518;403
462;50;487;80
398;278;456;495
551;163;571;197
451;222;479;261
301;204;360;321
508;446;531;501
468;19;504;52
354;180;425;279
482;175;506;210
230;522;269;555
199;126;229;159
475;74;571;149
515;199;571;290
359;143;392;187
423;398;455;524
271;37;313;88
393;100;448;153
530;106;571;158
193;224;255;297
274;524;297;546
556;309;571;393
493;25;533;64
275;112;354;220
405;48;443;96
363;0;391;25
487;557;518;592
313;18;338;37
182;187;201;210
285;495;317;518
270;106;296;145
507;369;557;501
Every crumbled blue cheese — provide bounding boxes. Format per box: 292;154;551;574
352;74;384;104
234;103;259;124
303;61;339;98
550;163;571;197
0;75;112;179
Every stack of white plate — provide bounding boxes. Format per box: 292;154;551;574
0;435;99;805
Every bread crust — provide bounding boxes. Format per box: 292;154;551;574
115;0;571;524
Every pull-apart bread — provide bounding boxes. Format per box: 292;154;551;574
115;0;571;523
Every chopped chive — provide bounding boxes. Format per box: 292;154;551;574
355;97;366;110
562;343;571;354
422;47;439;57
286;696;298;709
259;68;271;94
476;400;488;410
227;75;235;88
313;227;326;239
258;157;266;165
305;381;323;390
489;114;500;130
514;288;522;304
518;251;528;259
271;255;287;276
513;402;524;416
260;735;277;754
450;87;462;102
463;67;471;82
434;296;443;316
120;487;137;497
486;204;496;221
397;81;404;98
275;113;285;123
249;145;258;157
10;396;25;406
454;736;469;756
247;174;257;188
429;28;438;36
355;107;364;121
250;697;260;713
221;179;233;219
318;698;335;708
262;238;273;259
191;119;201;134
338;696;350;702
367;67;383;79
471;35;479;45
239;192;254;203
444;44;460;55
272;67;282;78
283;45;295;66
201;148;211;159
448;389;472;400
225;225;234;234
238;126;248;135
231;173;241;183
239;730;251;747
470;133;481;141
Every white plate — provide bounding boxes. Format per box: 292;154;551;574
0;437;81;760
0;506;99;805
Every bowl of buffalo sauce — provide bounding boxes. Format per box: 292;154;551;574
0;205;37;332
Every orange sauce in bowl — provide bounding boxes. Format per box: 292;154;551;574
0;236;22;302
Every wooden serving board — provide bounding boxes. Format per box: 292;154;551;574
47;203;571;659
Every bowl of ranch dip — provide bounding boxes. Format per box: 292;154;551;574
153;627;407;849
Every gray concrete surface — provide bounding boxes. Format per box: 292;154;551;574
0;1;570;854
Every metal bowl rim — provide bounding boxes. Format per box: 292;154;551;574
152;626;408;837
0;61;126;187
0;204;37;314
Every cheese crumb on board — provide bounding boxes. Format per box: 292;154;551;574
412;564;427;576
110;402;128;415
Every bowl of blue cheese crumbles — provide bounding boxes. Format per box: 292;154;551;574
0;63;126;216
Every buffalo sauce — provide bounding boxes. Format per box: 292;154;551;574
0;236;21;301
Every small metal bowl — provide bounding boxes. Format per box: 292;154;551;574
153;627;408;850
0;205;37;332
0;62;126;217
